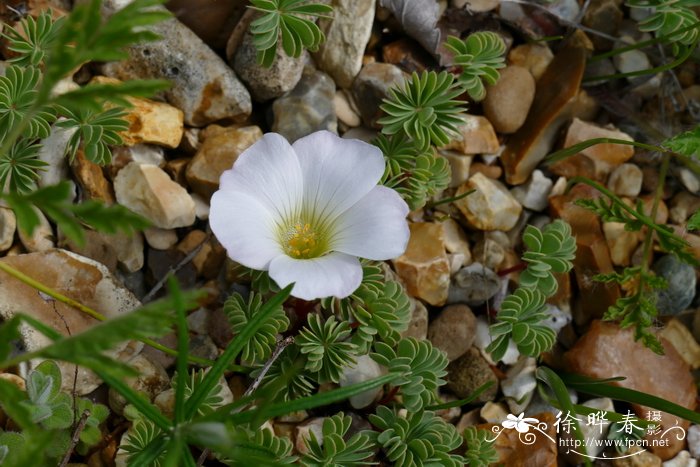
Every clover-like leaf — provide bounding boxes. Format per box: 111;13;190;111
486;287;557;361
463;426;499;467
519;220;576;295
371;338;448;412
367;407;465;467
444;31;507;101
301;412;375;466
297;314;358;384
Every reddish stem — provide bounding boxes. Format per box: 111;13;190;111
497;262;527;277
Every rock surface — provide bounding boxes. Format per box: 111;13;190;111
565;320;696;460
653;255;696;316
478;412;558;467
114;162;196;229
352;62;405;128
394;222;451;306
483;65;536;134
443;115;500;155
0;250;143;395
339;355;383;409
427;304;477;361
445;347;498;401
455;173;523;231
102;2;251;126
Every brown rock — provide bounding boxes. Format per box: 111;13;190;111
401;298;429;340
71;150;115;204
611;446;661;467
565;320;696;460
446;347;498;401
478;412;558;467
176;230;225;279
551;118;635;181
508;43;554;80
660;319;700;370
442;115;499;155
165;157;190;187
0;207;16;253
0;250;142;394
393;222;450;306
186;124;262;199
483;66;536;134
501;46;593;185
603;222;640;267
166;0;245;50
440;150;473;187
428;304;477;361
382;38;431;73
455;173;523;231
91;76;184;148
469;162;502;179
550;184;620;323
352;62;406;128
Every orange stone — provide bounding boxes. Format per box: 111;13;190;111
565;320;696;460
477;412;558;466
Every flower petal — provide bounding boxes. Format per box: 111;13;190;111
210;189;282;270
292;131;385;223
268;252;363;300
332;185;409;260
219;132;303;223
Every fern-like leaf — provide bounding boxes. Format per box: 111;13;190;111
519;220;576;295
661;124;700;157
486;287;557;361
249;0;333;67
376;134;451;210
368;407;465;467
224;291;290;363
297;314;358;384
379;71;467;150
301;412;376;466
445;31;507;101
256;344;315;401
371;338;448;412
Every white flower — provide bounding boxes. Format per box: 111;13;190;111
502;413;540;433
210;130;410;301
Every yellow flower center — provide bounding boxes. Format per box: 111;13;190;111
282;222;324;259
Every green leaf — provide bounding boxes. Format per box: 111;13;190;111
371;338;448;412
3;10;65;67
56;106;128;164
297;314;357;384
661;124;700;157
0;65;56;140
0;138;47;193
688;209;700;230
379;71;467;150
627;0;700;49
519;220;576;295
444;32;507;101
301;413;375;466
463;426;498;467
223;291;290;363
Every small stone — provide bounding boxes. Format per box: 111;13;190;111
469;162;503;179
654;255;696;316
60;230;144;274
502;45;594;185
0;207;16;252
442;115;499;155
382;38;432;73
446;347;498;401
613;42;651;78
678;167;700;194
108;353;169;415
401;298;429;340
451;0;499;11
92;76;183;148
502;357;537;414
480;401;510;423
192;193;210;220
448;262;501;306
112;145;166;171
428;304;477;361
552;118;635;180
688;425;700;459
608;163;643;197
483;66;535;134
440;218;471;258
334;90;361;127
507;43;554;81
583;0;624;50
232;31;306;102
660;319;700;370
560;397;615;461
669;192;700;224
339;355;383;409
663;451;697;467
352;62;406;128
114;162;195;229
455;173;523;231
189;334;219;363
510;169;554;211
603;222;640;267
101;2;251;126
37;124;77;192
479;412;558;466
143;227;178;250
393;222;450;306
146;248;197;292
166;0;244;50
185;125;262;199
313;0;376;89
472;235;506;270
177;230;225;279
0;250;142;394
440;150;473;188
272;67;337;142
71;150;115;203
612;446;662;467
566;320;696;460
18;207;54;252
295;418;325;455
164;157;191;187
